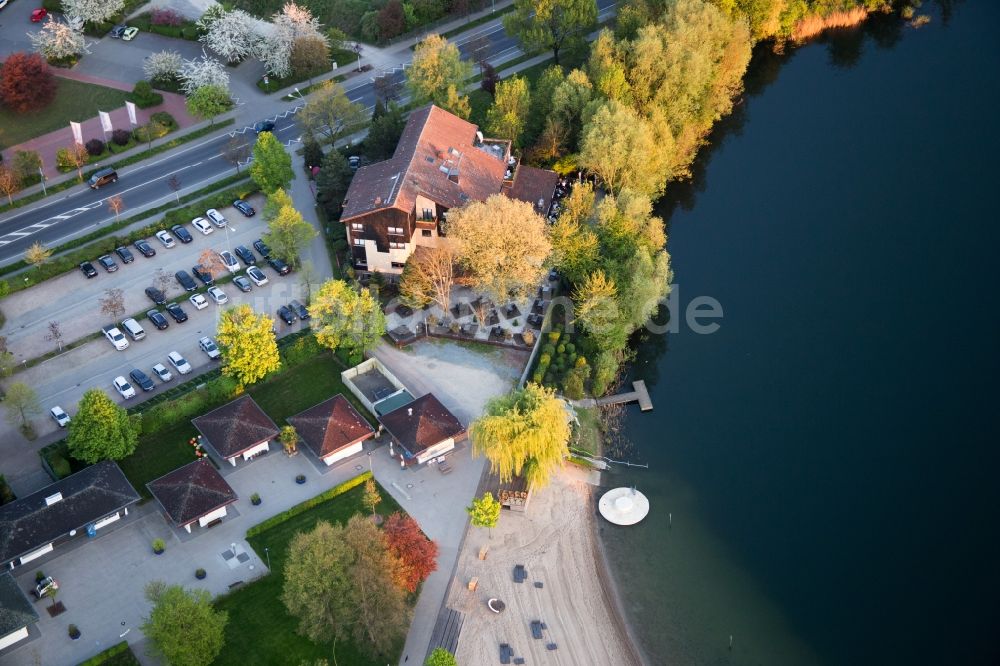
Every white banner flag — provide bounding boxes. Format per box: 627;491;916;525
125;101;138;126
70;121;83;145
99;110;113;133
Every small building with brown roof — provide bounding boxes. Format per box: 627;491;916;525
378;393;465;466
192;395;279;467
288;395;375;466
147;460;238;533
340;104;558;277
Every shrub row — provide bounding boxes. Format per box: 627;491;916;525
75;641;140;666
130;11;200;40
246;472;372;538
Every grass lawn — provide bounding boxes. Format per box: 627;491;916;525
0;78;131;147
119;351;375;496
213;482;406;666
573;406;603;455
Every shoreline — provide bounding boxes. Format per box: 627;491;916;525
591;482;652;666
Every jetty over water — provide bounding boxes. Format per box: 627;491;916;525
570;380;653;412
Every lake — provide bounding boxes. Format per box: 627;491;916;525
600;3;1000;664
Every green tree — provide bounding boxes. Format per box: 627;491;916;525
67;389;141;463
143;582;227;666
12;150;42;185
3;382;40;428
572;269;625;347
185;84;231;125
315;150;353;219
471;384;571;488
0;336;14;378
298;80;366;144
262;194;318;267
363;476;381;518
425;647;458;666
550;68;593;150
466;491;501;536
504;0;598;65
309;280;386;358
250;131;294;193
282;517;410;656
216;304;281;387
527;64;565;144
485;75;531;148
579;100;667;196
366;101;406;160
407;35;472;118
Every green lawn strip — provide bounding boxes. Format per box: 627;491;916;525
572;406;602;455
0;118;236;217
117;350;375;496
0;78;130;147
0;174;252;288
213;480;405;666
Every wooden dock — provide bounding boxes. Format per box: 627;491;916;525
570;380;653;412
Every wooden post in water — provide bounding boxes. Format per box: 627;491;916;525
729;635;733;650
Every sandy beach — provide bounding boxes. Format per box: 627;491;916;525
448;466;643;666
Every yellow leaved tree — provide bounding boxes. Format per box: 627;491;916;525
308;279;385;360
216;304;280;387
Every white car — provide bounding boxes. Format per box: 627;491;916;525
205;208;227;228
113;376;136;399
246;265;268;286
207;286;228;305
199;336;221;359
218;251;240;274
155;230;176;248
102;325;129;351
50;406;71;427
151;363;173;382
191;217;214;235
167;351;192;374
189;293;209;310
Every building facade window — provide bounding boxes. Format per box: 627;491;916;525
351;223;363;231
421;208;434;220
389;241;406;249
353;238;365;246
421;229;432;237
391;262;406;269
388;226;404;235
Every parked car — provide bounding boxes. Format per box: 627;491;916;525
189;293;208;310
88;168;117;189
167;351;192;374
191;217;214;235
79;261;98;278
207;286;228;304
133;238;156;257
170;224;193;244
206;208;227;228
155;230;176;248
218;250;240;274
165;302;188;323
114;246;134;264
97;255;119;273
50;406;70;427
145;287;166;305
276;305;295;325
233;200;255;217
175;270;197;291
120;318;145;341
129;369;155;392
232;275;252;292
348;155;361;171
191;265;214;285
199;336;221;359
146;309;169;330
30;8;48;22
254;120;275;134
110;24;138;40
151;363;173;382
33;577;58;598
253;239;270;258
267;256;290;275
102;325;129;351
246;266;268;286
289;299;310;320
113;376;136;399
234;245;255;266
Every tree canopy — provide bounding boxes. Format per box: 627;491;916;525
185;84;232;125
216;304;281;386
471;384;571;487
407;35;472;118
445;194;551;304
0;52;55;114
262;188;318;266
309;279;386;358
67;389;141;463
466;491;501;532
485;75;531;148
250;131;294;193
298;80;366;143
398;245;456;313
143;582;228;666
505;0;598;64
425;647;458;666
384;512;438;593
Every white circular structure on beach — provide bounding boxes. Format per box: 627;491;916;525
599;487;650;525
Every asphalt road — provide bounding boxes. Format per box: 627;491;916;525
0;0;618;263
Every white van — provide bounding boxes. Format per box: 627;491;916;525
120;318;146;341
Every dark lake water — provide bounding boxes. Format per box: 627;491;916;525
600;3;1000;664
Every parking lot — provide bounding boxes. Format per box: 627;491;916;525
0;195;321;436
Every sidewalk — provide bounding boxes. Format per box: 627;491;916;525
1;69;198;179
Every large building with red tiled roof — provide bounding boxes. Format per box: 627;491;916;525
340;104;557;276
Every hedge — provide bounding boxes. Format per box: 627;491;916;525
246;472;372;538
75;641;141;666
